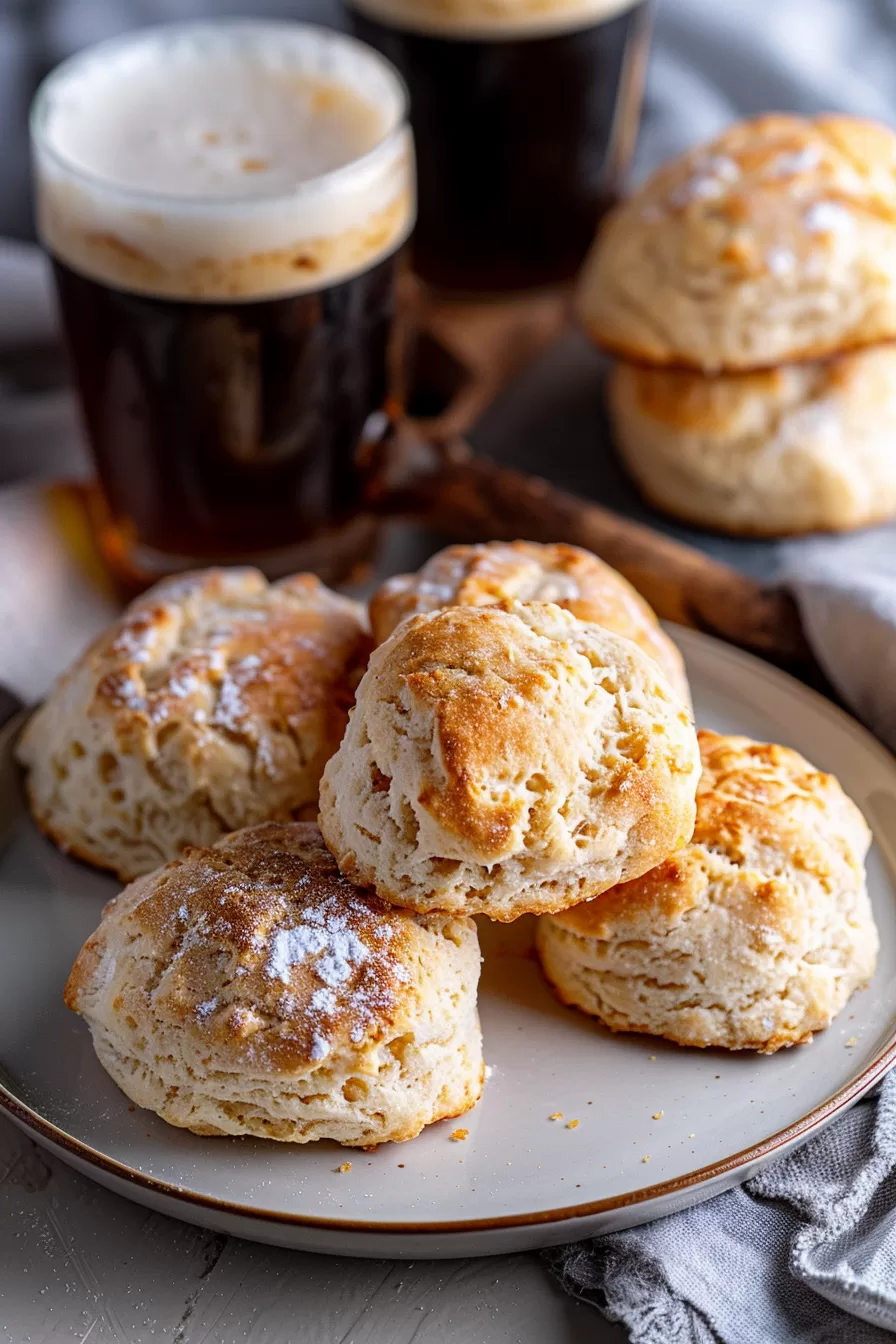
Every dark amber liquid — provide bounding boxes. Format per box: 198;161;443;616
52;253;400;580
352;3;651;292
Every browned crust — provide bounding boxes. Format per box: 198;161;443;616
369;540;686;701
376;604;690;870
18;568;372;878
63;822;434;1073
553;729;866;935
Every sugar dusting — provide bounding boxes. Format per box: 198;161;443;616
766;245;795;276
804;201;854;234
667;154;740;210
765;146;820;177
100;583;345;778
267;925;330;981
150;836;411;1067
259;896;389;1056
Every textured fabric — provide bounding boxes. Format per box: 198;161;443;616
784;536;896;755
546;1074;896;1343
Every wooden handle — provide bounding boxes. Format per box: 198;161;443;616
368;431;812;667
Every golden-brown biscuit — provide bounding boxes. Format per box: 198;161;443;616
64;822;483;1144
17;568;370;881
608;349;896;536
577;114;896;372
369;540;689;703
536;731;877;1052
319;601;700;922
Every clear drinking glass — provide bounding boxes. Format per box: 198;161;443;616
349;0;653;293
31;21;415;588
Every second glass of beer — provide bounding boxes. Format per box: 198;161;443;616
350;0;653;293
31;22;415;585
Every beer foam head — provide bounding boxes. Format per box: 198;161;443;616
350;0;642;39
32;22;415;300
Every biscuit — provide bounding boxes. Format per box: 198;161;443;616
17;568;370;881
369;540;689;704
608;349;896;536
577;114;896;372
319;601;700;922
536;731;877;1052
64;822;483;1145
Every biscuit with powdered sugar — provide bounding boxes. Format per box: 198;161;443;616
578;114;896;372
64;822;483;1144
17;568;370;880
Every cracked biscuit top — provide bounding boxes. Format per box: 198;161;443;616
537;730;877;1051
319;600;700;922
16;567;370;880
577;114;896;372
63;821;482;1144
369;541;690;706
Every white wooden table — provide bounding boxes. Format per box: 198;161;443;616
0;1115;625;1343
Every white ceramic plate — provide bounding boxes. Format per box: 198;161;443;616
2;626;896;1259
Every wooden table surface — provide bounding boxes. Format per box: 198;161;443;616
0;1115;626;1343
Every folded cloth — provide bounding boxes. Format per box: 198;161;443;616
546;1071;896;1343
784;533;896;756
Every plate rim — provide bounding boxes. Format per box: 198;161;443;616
3;625;896;1237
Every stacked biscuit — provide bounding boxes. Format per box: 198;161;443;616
577;114;896;536
19;546;877;1150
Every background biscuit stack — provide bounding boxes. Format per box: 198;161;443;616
577;114;896;537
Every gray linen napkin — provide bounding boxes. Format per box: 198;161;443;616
546;1071;896;1343
785;533;896;756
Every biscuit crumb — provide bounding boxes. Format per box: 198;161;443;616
450;1128;469;1142
652;1111;664;1120
336;1162;352;1174
846;1036;858;1047
549;1112;563;1121
648;1055;656;1062
642;1155;651;1163
567;1119;579;1130
241;157;270;173
688;1132;696;1139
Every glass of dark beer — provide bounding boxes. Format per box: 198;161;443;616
31;21;415;586
349;0;653;293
